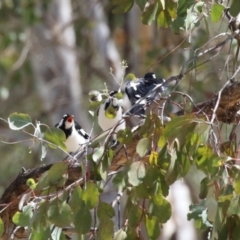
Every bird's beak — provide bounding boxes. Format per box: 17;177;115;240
67;115;74;123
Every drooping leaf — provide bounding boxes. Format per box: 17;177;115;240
8;112;32;130
187;200;206;222
92;146;105;162
128;161;146;186
44;128;67;151
126;202;142;227
185;7;199;31
31;201;50;232
177;0;195;17
229;0;240;17
150;194;171;223
98;219;114;240
149;151;158;165
233;174;240;195
114;229;127;240
142;0;158;25
136;138;151;157
74;204;92;234
199;177;209;199
112;0;134;14
68;185;83;213
31;229;51;240
47;199;73;228
0;217;4;237
135;0;148;11
157;10;172;28
145;214;160;239
48;162;68;185
211;4;224;23
82;181;99;209
12;205;33;227
97;201;115;221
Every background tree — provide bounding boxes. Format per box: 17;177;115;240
0;0;240;239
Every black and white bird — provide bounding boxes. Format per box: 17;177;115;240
97;91;126;144
55;114;90;153
123;72;167;115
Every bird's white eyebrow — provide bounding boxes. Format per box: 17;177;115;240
152;74;156;78
56;119;64;127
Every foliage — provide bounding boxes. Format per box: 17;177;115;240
1;0;240;240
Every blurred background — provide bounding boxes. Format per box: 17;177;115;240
0;1;234;238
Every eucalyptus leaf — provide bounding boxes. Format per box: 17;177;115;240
136;138;151;157
211;4;224;23
74;204;92;234
145;215;160;239
44;128;67;151
128;161;146;186
48;162;68;185
82;181;99;209
8;112;32;130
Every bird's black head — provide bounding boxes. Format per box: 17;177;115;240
55;114;74;129
144;72;156;79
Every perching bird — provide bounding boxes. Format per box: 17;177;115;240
123;72;167;115
55;114;90;153
97;91;126;144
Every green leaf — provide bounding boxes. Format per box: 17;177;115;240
126;202;142;227
114;229;127;240
135;0;148;11
145;215;160;239
93;146;105;162
211;4;224;23
112;0;134;14
74;204;92;234
157;10;172;28
97;201;115;221
177;0;195;17
187;200;206;221
136;138;151;157
31;229;51;240
0;218;4;238
227;194;240;216
128;161;146;186
48;162;68;185
82;181;99;209
68;185;83;213
44;128;67;151
149;151;158;165
8;112;32;130
113;171;127;191
47;199;73;228
142;0;158;25
12;205;32;227
98;219;114;240
229;0;240;17
150;195;171;223
199;177;209;199
166;0;177;18
234;174;240;195
31;201;50;232
117;127;133;144
185;7;199;31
